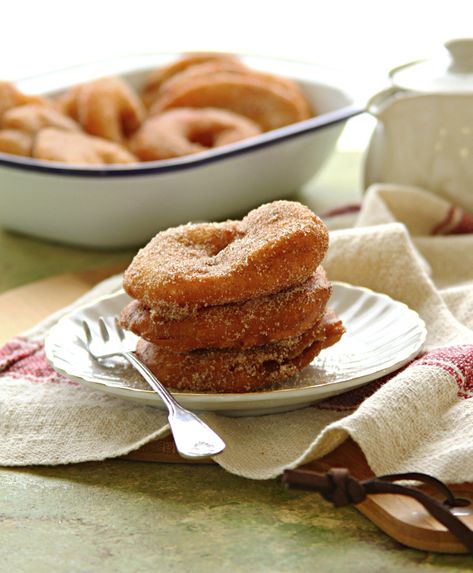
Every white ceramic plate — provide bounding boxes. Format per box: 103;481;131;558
45;283;426;416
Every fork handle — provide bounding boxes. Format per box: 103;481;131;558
123;351;180;415
122;352;226;459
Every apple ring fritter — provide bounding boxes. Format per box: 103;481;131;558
129;107;261;160
120;267;331;351
33;128;137;165
123;200;328;308
135;310;344;393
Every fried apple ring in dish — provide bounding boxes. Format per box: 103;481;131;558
120;267;331;352
0;129;33;156
156;64;313;123
155;60;248;98
248;70;313;119
58;77;145;143
123;201;328;308
1;104;80;134
0;81;46;119
135;310;345;393
149;71;312;131
33;128;137;165
141;52;243;108
55;85;80;118
129;107;261;161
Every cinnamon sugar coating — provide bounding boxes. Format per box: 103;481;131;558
120;267;331;352
135;309;345;393
123;201;329;308
122;200;341;393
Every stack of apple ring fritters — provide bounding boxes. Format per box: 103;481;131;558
120;200;344;393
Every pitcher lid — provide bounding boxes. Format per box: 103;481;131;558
390;38;473;93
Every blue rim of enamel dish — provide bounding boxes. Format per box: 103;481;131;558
0;104;362;178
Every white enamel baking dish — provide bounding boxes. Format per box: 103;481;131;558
0;53;363;248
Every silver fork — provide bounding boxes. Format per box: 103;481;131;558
82;317;225;460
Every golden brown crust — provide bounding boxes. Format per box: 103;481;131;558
140;53;242;108
0;81;47;119
33;128;137;165
153;63;314;125
154;60;249;99
129;107;261;161
57;77;145;143
1;104;81;134
55;85;81;119
135;310;345;393
0;129;33;156
245;70;313;119
120;267;331;351
123;201;329;308
149;70;312;131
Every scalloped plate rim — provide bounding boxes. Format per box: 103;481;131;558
45;282;427;414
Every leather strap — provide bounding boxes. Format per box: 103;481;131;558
282;467;473;554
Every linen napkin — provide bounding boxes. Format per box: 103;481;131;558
2;183;473;482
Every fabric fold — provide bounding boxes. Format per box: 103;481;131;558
1;183;473;482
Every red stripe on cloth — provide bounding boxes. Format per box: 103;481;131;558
414;345;473;399
448;211;473;235
0;338;42;372
431;206;457;235
0;338;74;384
320;203;362;219
2;339;473;401
431;205;473;236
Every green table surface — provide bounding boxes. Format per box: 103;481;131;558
1;148;472;573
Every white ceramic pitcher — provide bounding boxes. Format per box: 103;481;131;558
364;39;473;213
